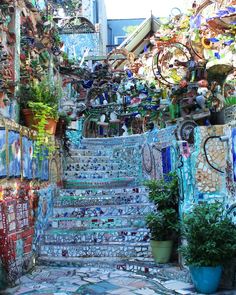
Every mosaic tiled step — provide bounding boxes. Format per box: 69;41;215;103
38;256;191;283
54;191;149;207
58;186;148;197
64;170;135;180
66;155;114;164
80;135;145;147
53;203;154;218
44;228;150;244
69;149;112;157
65;162;122;172
64;177;136;189
49;215;146;230
40;242;151;258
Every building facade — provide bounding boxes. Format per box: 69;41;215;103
107;18;145;52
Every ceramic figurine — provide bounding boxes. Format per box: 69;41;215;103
103;99;108;105
121;124;129;137
196;80;209;111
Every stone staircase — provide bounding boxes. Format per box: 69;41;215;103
39;137;156;269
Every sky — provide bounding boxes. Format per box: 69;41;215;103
104;0;190;19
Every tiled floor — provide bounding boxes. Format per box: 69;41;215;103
2;266;235;295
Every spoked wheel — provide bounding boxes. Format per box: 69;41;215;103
152;42;192;86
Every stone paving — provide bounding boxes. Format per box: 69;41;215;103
2;266;235;295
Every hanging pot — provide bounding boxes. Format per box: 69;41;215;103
22;108;34;127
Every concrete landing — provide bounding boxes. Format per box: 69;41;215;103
2;266;235;295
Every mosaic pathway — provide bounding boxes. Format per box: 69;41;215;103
3;266;235;295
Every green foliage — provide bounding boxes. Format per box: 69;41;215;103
224;96;236;107
58;111;72;125
144;173;178;210
19;76;62;158
180;202;236;267
123;25;138;36
18;76;61;113
146;209;179;241
144;172;179;241
28;102;56;158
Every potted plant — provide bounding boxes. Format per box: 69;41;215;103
144;173;179;263
180;202;236;294
18;76;62;157
19;77;61;134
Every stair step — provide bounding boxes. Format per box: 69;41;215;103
64;177;136;189
65;162;122;171
68;149;112;157
44;228;150;244
80;135;145;147
66;155;113;163
49;215;146;230
58;186;147;197
54;193;149;207
40;242;151;258
66;159;121;166
64;170;132;179
53;203;154;218
66;159;120;166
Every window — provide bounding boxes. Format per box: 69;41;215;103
114;36;126;45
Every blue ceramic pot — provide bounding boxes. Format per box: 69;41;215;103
189;265;222;294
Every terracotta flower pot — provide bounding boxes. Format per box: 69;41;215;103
45;118;57;135
22;108;57;135
22;108;34;128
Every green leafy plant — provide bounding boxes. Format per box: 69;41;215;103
224;96;236;107
144;173;179;210
180;202;236;267
29;102;57;157
144;172;179;241
146;209;179;241
19;76;62;158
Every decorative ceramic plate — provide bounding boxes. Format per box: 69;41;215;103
142;143;153;174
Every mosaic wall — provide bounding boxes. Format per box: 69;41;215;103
179;125;236;221
141;126;177;180
33;186;55;255
0;119;62;287
0;6;20;122
61;33;100;59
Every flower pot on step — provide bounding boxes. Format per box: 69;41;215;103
150;240;173;264
189;265;222;294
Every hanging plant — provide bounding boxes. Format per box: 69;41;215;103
28;101;58;158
